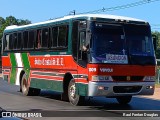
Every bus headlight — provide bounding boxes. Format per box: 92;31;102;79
92;75;112;81
143;76;155;81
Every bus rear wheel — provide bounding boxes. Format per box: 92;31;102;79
68;79;84;106
21;74;40;96
116;96;132;104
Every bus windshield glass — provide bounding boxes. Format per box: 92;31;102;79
91;22;155;65
125;24;154;56
92;23;127;64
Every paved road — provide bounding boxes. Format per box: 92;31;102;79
0;78;160;120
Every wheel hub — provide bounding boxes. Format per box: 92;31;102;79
70;84;76;99
22;78;27;92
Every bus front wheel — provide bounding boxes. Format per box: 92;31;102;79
116;96;132;104
21;74;40;96
68;79;84;106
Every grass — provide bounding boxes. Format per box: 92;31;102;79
155;84;160;88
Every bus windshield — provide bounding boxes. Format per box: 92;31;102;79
91;22;155;65
125;24;154;56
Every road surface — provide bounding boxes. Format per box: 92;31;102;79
0;78;160;120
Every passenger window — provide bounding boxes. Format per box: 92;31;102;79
4;34;10;50
13;33;17;49
28;30;34;49
58;25;68;47
17;33;22;49
9;34;13;50
51;27;58;48
36;29;42;49
42;28;49;48
23;31;29;49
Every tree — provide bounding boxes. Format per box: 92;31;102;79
0;17;5;39
5;16;18;26
152;31;160;59
17;19;31;25
0;17;5;27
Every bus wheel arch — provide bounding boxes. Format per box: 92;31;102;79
62;72;85;105
20;70;40;96
61;72;73;101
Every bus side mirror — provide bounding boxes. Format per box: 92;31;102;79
152;35;157;51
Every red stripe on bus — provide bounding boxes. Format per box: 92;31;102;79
74;78;88;84
3;72;10;75
31;74;63;81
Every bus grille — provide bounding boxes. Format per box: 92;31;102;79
112;76;144;81
113;86;142;93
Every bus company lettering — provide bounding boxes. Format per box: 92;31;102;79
34;58;64;66
105;54;128;64
100;68;113;72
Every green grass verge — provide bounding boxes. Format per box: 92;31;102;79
155;84;160;88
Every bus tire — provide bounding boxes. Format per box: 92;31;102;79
68;79;84;106
21;74;40;96
21;74;30;96
116;96;132;104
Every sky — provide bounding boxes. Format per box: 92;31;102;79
0;0;160;31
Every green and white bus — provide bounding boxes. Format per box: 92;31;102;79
2;14;156;105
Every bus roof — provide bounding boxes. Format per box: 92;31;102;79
5;14;147;31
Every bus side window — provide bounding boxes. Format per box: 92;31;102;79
9;34;13;50
17;33;22;50
58;25;68;47
51;27;58;48
77;30;88;67
23;31;29;49
42;28;49;48
80;32;87;51
28;30;34;49
36;30;42;49
13;33;17;49
5;34;10;50
79;31;87;61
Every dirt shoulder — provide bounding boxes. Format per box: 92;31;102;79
141;87;160;100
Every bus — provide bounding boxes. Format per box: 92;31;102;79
1;14;156;105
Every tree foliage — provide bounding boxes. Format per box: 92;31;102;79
152;31;160;59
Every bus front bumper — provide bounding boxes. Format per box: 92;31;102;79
88;81;155;97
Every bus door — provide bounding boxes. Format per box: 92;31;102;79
72;20;89;68
72;20;89;95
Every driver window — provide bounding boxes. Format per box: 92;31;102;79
79;31;88;61
80;32;87;51
5;35;9;50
